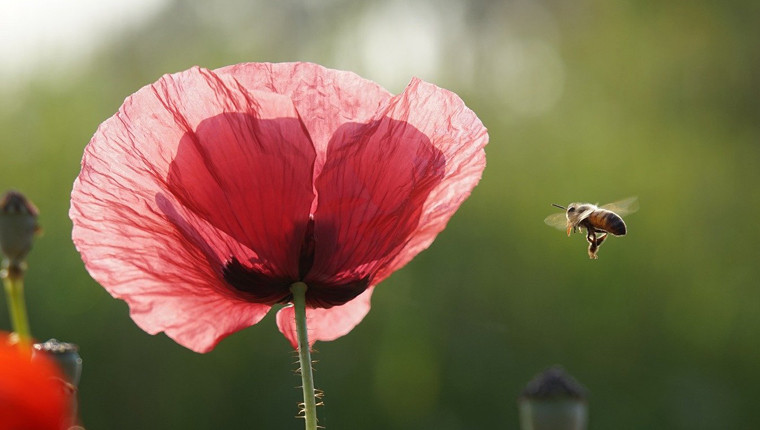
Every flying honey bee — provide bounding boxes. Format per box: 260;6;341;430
544;197;639;259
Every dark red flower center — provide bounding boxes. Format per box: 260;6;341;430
221;215;369;308
222;257;369;308
208;182;369;309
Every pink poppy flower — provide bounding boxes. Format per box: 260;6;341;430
70;62;487;353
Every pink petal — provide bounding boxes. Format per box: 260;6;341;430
72;188;269;353
372;78;488;284
305;78;487;291
216;62;392;179
166;104;316;281
307;113;446;290
275;287;374;348
71;66;317;352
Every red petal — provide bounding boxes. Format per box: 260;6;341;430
305;77;487;289
372;78;488;284
0;337;69;430
306;113;445;287
275;287;374;348
166;107;316;280
71;66;317;352
216;62;392;179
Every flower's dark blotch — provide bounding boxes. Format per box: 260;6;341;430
222;257;292;305
305;277;370;309
223;254;369;309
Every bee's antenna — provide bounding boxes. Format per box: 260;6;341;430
551;203;566;210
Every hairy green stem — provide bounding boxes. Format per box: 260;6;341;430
2;266;32;347
291;281;317;430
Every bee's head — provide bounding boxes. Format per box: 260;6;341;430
565;203;592;224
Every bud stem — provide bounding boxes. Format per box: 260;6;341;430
290;281;318;430
2;267;32;347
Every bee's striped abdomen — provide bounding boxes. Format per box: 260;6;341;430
589;210;627;236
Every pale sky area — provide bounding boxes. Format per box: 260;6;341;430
0;0;169;82
0;0;564;116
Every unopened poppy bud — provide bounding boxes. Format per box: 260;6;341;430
34;339;83;427
518;366;588;430
33;339;82;387
0;191;40;270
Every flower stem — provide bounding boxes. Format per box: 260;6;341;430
290;281;318;430
2;265;32;347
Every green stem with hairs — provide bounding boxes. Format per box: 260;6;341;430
2;266;32;348
290;281;318;430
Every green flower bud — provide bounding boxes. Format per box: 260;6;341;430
33;339;82;387
0;191;40;271
33;339;83;428
519;366;588;430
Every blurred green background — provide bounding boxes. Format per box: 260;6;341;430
1;0;759;428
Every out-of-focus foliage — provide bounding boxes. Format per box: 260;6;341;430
1;0;759;428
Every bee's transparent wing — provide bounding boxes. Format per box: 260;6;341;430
544;212;567;230
600;196;639;217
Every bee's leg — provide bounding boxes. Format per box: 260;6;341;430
586;229;595;243
587;232;608;259
586;230;599;259
595;233;608;247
